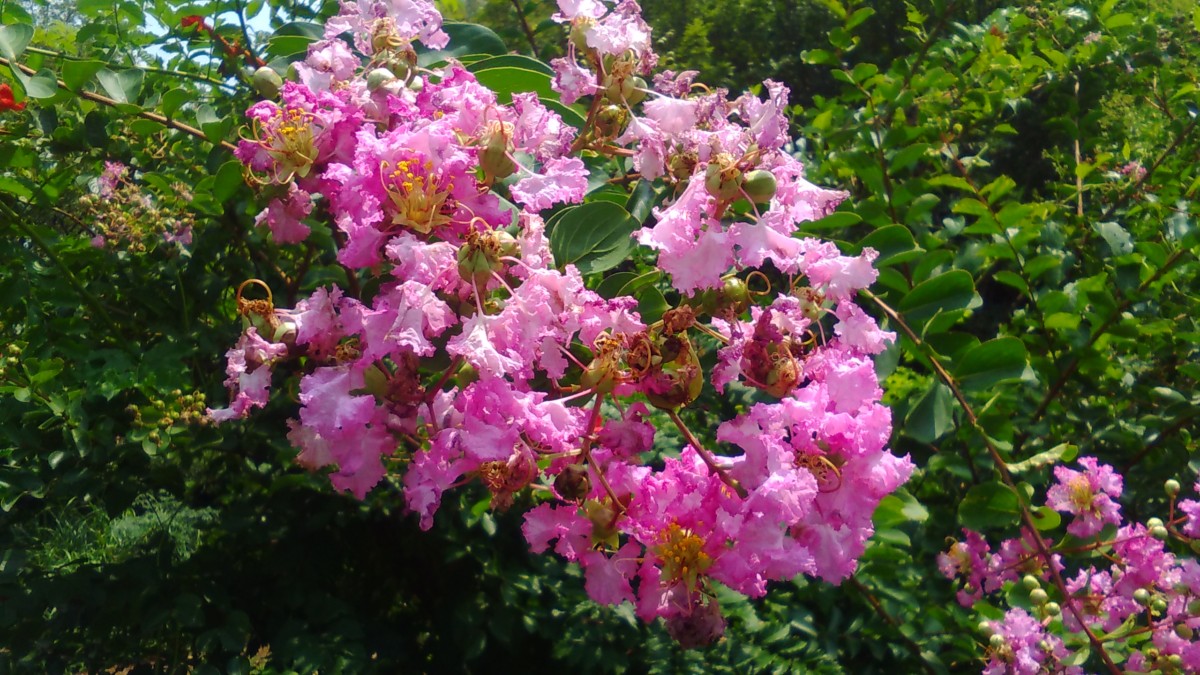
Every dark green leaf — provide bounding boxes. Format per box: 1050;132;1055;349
548;202;640;274
897;270;977;323
958;482;1021;530
62;59;106;92
953;337;1029;391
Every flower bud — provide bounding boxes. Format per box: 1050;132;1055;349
252;67;283;99
704;157;743;202
741;169;777;204
719;277;750;314
1176;623;1195;640
988;633;1006;649
1150;525;1169;541
479;123;516;183
1188;599;1200;615
1021;574;1040;591
1133;588;1151;605
1044;602;1061;616
1151;597;1168;615
366;68;395;91
977;621;994;636
1029;588;1048;605
595;104;628;137
1166;479;1182;497
626;76;648;105
1147;517;1164;529
554;464;591;501
1169;654;1184;668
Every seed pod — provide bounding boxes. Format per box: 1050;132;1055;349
366;68;395;92
554;464;591;501
742;169;777;204
251;67;283;99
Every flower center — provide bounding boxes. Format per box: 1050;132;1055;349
1068;475;1094;510
656;522;712;590
381;157;455;234
260;107;319;180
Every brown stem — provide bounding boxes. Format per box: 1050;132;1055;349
0;56;238;153
666;409;748;499
508;0;542;60
863;290;1122;675
580;395;624;511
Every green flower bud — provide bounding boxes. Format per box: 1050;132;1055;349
367;68;395;92
1133;588;1151;605
989;633;1006;649
252;67;283;99
1151;597;1169;615
1044;602;1061;616
1147;517;1165;529
977;621;994;636
595;104;628;137
1029;588;1048;605
1176;623;1195;640
742;169;777;204
1150;525;1169;540
627;76;648;105
704;159;743;201
1187;599;1200;615
1022;574;1040;591
1166;479;1182;497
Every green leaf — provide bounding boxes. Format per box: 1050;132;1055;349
1030;506;1061;531
548;201;640;274
873;490;928;529
211;160;244;203
1007;443;1078;474
897;269;977;323
625;180;663;224
95;68;142;104
9;65;58;99
596;269;661;299
417;22;506;66
859;225;919;267
958;481;1021;530
466;54;553;76
0;23;32;60
265;21;322;58
905;382;954;443
62;59;106;91
797;210;861;232
472;66;554;102
953;337;1029;391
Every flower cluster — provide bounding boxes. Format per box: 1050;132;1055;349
941;457;1200;673
210;0;909;645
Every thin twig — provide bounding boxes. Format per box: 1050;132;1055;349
0;56;238;154
666;409;748;499
508;0;542;59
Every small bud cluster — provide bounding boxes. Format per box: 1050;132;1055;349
209;0;910;646
79;162;194;252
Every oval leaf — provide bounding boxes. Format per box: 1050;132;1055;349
898;269;977;323
958;481;1021;530
549;201;639;274
954;336;1029;391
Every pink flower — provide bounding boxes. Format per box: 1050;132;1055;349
937;529;993;606
1046;456;1124;538
983;608;1079;675
510;156;589;211
254;184;313;244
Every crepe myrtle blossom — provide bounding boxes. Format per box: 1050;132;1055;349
1046;456;1124;538
982;608;1080;675
209;0;915;649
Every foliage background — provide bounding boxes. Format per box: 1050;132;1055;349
1;0;1198;672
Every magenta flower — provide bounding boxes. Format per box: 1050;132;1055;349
983;608;1078;675
1046;456;1124;538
